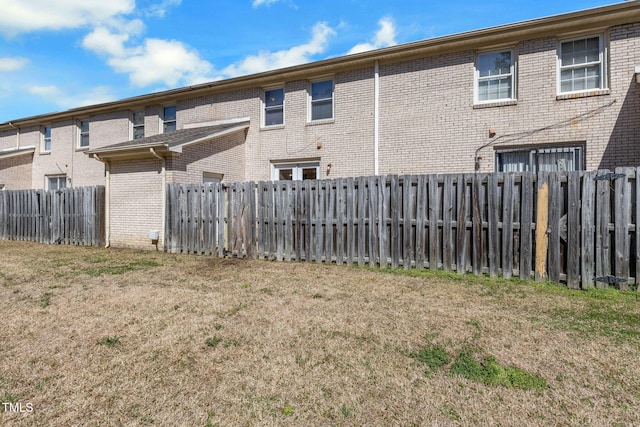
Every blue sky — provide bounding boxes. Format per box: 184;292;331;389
0;0;621;123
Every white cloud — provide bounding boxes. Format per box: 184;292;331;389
83;27;131;57
222;22;335;77
27;85;61;97
348;17;397;55
83;24;214;87
252;0;282;7
0;0;135;36
109;38;214;86
0;57;29;72
28;85;116;109
147;0;182;17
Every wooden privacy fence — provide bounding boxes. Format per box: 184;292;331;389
165;168;640;290
0;186;105;246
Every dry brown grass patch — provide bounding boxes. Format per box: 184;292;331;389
0;241;639;426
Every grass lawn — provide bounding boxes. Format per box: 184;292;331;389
0;241;639;426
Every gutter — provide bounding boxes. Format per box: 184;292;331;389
2;2;640;130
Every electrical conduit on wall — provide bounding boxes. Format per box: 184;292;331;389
374;60;380;176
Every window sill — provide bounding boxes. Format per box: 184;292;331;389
261;124;285;131
473;99;517;109
556;89;610;100
76;147;90;152
40;151;51;156
306;119;335;127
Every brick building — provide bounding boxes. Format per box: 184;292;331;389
1;2;640;247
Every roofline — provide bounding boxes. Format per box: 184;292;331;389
86;142;168;156
175;122;249;153
2;1;640;129
0;146;36;160
86;121;249;160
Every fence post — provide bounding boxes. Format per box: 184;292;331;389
535;172;549;281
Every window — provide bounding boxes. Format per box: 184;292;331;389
273;162;319;181
132;111;145;139
558;35;604;93
263;88;284;127
163;106;176;133
79;120;90;148
496;146;584;172
476;50;515;102
47;175;67;191
309;79;333;121
203;172;223;184
42;126;52;152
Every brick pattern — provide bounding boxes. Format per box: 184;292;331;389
378;25;640;173
167;131;246;184
0;154;32;190
109;159;164;248
0;130;17;150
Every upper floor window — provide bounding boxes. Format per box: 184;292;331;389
163;106;176;133
264;88;284;127
79;120;90;148
475;50;515;103
496;145;584;173
132;111;145;139
41;126;52;152
309;79;333;121
558;35;604;94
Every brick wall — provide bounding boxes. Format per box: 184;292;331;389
0;130;17;150
109;158;164;249
167;131;246;184
378;24;640;174
246;69;376;181
0;154;32;190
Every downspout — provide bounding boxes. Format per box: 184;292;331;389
150;148;166;251
93;155;111;248
374;60;380;175
7;122;19;148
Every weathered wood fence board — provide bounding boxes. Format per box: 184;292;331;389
0;186;104;246
165;170;640;290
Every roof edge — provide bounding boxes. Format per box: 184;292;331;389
2;1;640;129
0;146;36;160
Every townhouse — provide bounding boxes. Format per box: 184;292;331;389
1;1;640;247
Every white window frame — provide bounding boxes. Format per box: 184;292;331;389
162;105;177;133
272;162;320;181
131;110;145;140
557;35;606;95
495;145;584;173
308;79;334;122
474;49;516;104
78;120;90;148
41;125;52;153
263;87;285;127
46;175;67;191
